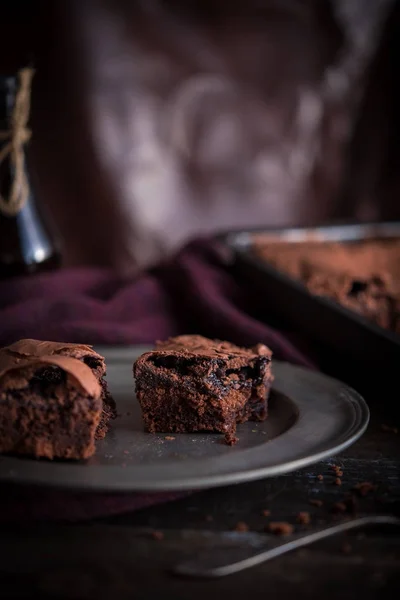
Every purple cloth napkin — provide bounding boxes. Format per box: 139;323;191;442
0;240;314;365
0;239;315;522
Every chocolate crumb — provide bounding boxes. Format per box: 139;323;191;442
151;531;164;541
164;436;175;441
335;478;342;486
331;465;344;477
262;509;271;517
234;521;249;532
353;482;376;496
266;522;294;536
381;424;398;434
297;512;311;525
225;435;239;445
317;474;324;481
309;499;323;507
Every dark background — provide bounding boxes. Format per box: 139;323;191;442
1;1;399;273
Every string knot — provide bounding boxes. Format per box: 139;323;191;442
0;68;34;217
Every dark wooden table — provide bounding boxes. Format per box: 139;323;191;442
0;405;399;599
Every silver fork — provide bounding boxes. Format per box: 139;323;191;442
172;515;400;579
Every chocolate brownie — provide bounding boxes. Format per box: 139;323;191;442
0;340;116;459
133;335;272;444
253;238;400;334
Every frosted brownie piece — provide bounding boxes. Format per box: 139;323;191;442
0;340;116;459
133;335;272;444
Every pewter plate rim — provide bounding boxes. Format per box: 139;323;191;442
0;345;369;492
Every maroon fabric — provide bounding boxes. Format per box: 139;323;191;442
0;239;314;365
0;239;315;522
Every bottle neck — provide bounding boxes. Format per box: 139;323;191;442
0;68;61;277
0;75;17;130
0;69;34;218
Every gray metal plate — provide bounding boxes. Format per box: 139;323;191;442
0;346;369;492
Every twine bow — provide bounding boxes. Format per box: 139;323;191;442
0;68;34;217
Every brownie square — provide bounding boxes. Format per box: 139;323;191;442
133;335;272;444
4;339;116;439
0;340;116;460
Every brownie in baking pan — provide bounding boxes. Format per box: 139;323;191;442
133;335;272;444
0;340;116;460
253;238;400;334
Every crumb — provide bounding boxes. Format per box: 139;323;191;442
123;450;129;455
126;411;131;416
266;522;294;536
309;499;323;507
331;465;343;477
317;474;324;481
164;436;175;441
151;531;164;541
205;515;213;522
353;482;376;496
121;463;126;468
335;478;342;486
234;521;249;532
342;542;352;554
225;435;239;445
381;424;398;434
261;509;271;517
297;512;311;525
332;502;347;513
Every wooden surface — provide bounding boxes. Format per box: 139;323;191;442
0;410;399;599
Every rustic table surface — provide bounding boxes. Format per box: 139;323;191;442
0;402;399;600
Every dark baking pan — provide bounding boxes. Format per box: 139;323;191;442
219;222;400;403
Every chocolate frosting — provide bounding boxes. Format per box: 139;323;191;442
0;341;101;398
155;335;272;359
5;339;99;358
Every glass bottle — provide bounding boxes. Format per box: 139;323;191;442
0;69;60;278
